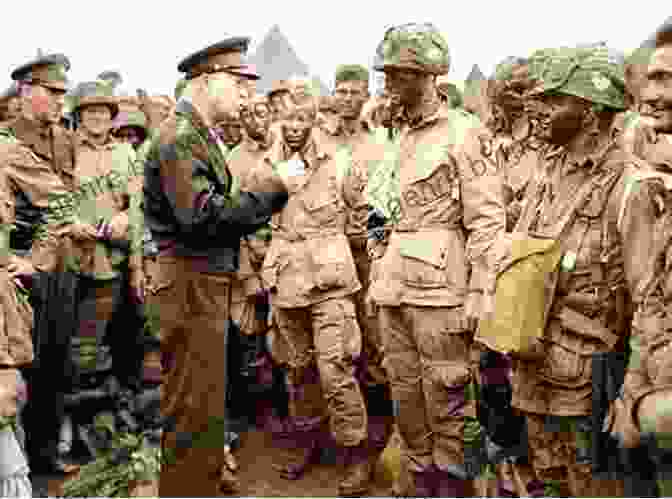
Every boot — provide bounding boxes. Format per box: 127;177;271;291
411;465;437;497
272;423;320;480
339;442;373;497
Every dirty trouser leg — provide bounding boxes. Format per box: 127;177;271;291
409;306;475;497
379;304;434;496
523;411;623;497
353;249;394;479
312;297;369;495
311;297;368;447
155;257;233;497
272;306;325;479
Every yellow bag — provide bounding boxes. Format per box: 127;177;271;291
476;235;563;355
379;430;412;496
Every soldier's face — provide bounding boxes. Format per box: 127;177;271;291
641;46;672;132
526;93;586;146
23;84;65;124
384;68;427;106
215;121;243;148
377;93;402;128
281;107;315;151
80;104;113;137
241;103;271;140
270;92;291;119
334;81;369;120
207;71;250;123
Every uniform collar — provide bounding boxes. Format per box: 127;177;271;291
401;99;444;131
9;116;53;159
75;131;116;150
332;117;369;138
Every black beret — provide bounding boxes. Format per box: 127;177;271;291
177;36;250;74
11;53;71;90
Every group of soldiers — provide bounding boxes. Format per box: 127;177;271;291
1;18;672;499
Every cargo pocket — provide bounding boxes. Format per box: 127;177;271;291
398;234;451;289
311;243;349;291
302;186;342;227
426;363;472;419
537;324;595;387
342;302;362;363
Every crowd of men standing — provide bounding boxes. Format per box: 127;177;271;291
1;18;672;499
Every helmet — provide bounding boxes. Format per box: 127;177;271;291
71;79;119;118
527;45;626;110
373;23;450;75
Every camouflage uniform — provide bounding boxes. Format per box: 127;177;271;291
498;46;646;497
326;64;396;492
368;24;506;497
487;57;545;232
607;32;672;497
257;115;370;493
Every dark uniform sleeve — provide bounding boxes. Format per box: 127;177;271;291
155;130;288;241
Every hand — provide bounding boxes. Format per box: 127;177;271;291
249;165;288;194
68;221;99;241
0;369;18;418
130;268;145;305
98;212;129;242
8;256;35;281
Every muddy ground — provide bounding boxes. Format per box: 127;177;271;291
32;427;397;497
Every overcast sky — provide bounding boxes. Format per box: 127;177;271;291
0;0;665;96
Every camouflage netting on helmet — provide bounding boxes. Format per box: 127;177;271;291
527;45;626;110
335;64;369;83
374;23;450;75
